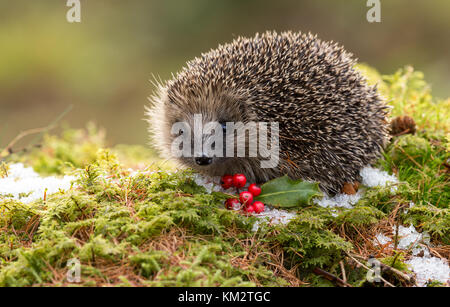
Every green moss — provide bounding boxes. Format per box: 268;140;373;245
335;206;386;228
426;280;447;287
380;253;410;273
380;134;449;208
22;123;106;175
358;64;449;132
271;210;352;269
403;205;450;244
7;123;166;176
0;162;9;178
0;149;351;286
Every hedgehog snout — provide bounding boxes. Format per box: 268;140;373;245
195;155;213;166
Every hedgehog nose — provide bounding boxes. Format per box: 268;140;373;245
195;155;213;166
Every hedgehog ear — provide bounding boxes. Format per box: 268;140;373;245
236;98;252;122
237;100;249;121
220;93;250;122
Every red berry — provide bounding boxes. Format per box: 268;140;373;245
245;205;255;214
233;174;247;188
253;201;265;213
239;191;253;206
221;174;234;189
225;198;241;211
248;184;261;197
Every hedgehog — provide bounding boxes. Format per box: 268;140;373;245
147;31;389;195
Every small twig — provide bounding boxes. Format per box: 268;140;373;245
392;203;408;267
313;267;353;287
378;261;417;286
344;252;395;287
0;126;55;159
393;220;400;256
391;203;403;251
0;105;73;160
392;129;412;137
391;250;402;270
395;144;422;169
348;253;417;286
339;260;347;283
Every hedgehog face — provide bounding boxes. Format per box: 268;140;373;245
148;83;281;182
159;89;250;176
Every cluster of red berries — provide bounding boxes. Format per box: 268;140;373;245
221;174;265;214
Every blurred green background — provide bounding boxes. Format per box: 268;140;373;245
1;0;449;147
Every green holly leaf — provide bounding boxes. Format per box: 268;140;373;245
255;176;322;208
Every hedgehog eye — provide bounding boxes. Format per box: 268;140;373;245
173;120;185;135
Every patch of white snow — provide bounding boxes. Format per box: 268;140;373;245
0;163;75;203
374;224;450;286
406;256;450;287
252;207;297;232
